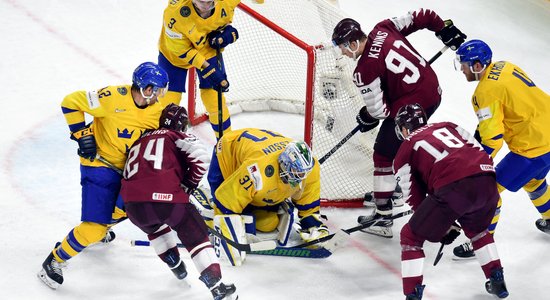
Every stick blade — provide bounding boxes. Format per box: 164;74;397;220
323;229;350;252
249;240;278;252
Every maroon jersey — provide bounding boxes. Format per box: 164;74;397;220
120;129;210;204
393;122;495;209
354;9;444;119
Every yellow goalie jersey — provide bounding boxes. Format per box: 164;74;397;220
213;128;321;218
472;61;550;158
159;0;240;70
61;86;167;169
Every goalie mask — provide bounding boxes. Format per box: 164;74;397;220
159;104;189;132
278;141;314;187
394;103;427;140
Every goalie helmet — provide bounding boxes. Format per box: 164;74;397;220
159;104;189;132
132;62;169;95
456;39;492;67
278;141;315;187
394;103;427;140
332;18;365;46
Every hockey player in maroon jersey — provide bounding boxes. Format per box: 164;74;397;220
331;9;466;237
119;104;238;300
393;104;508;299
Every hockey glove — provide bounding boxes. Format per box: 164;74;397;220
356;106;380;133
440;222;462;245
208;25;239;50
298;214;329;243
70;125;97;161
435;20;467;51
200;63;229;93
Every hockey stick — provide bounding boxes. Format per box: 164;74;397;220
428;45;449;64
215;46;224;139
207;227;278;252
433;242;445;266
130;240;332;258
96;155;123;175
293;209;413;250
318;125;361;164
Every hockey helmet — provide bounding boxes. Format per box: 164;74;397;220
394;103;427;140
456;39;492;67
132;62;169;98
159;104;189;132
332;18;366;46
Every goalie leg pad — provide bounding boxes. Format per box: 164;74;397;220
276;200;295;246
213;215;248;266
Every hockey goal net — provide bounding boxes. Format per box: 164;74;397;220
187;0;377;207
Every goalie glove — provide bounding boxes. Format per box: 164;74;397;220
208;25;239;50
435;19;467;51
440;222;462;245
298;214;329;243
356;106;380;133
70;125;97;161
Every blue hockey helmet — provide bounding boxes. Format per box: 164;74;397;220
132;62;169;97
456;39;492;67
279;141;315;187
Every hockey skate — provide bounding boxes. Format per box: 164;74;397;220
37;252;67;290
485;268;509;298
405;284;425;300
199;274;238;300
452;241;475;260
363;187;404;207
357;208;393;238
535;218;550;234
100;229;116;243
164;249;188;280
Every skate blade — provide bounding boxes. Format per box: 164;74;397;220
451;255;477;261
360;227;393;238
37;269;60;290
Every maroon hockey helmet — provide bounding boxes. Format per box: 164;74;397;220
332;18;366;46
395;103;427;140
160;104;189;132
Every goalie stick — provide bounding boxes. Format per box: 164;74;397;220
130;240;332;258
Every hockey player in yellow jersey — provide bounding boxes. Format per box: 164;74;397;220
38;62;170;289
452;39;550;259
158;0;247;139
206;128;328;265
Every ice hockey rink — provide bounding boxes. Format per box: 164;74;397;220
1;0;549;299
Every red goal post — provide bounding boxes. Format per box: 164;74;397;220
186;0;377;207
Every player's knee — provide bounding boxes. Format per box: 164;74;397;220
254;210;279;232
75;222;109;244
400;223;423;248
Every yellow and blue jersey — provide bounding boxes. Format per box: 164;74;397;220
471;61;550;158
212;128;321;219
159;0;240;70
61;85;167;169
